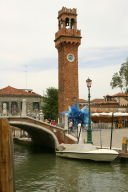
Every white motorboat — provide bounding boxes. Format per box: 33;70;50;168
56;143;119;162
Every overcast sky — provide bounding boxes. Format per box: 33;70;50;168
0;0;128;99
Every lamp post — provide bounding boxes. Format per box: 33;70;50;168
86;77;93;144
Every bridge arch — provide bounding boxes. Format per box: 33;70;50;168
10;120;59;151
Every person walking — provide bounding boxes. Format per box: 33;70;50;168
69;121;73;132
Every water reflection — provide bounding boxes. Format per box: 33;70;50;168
14;144;128;192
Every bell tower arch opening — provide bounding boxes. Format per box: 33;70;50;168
55;7;82;117
65;17;70;28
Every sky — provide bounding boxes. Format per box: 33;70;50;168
0;0;128;99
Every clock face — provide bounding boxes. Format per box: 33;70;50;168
67;54;75;62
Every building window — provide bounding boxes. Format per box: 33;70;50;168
2;102;9;110
33;102;39;110
11;102;18;114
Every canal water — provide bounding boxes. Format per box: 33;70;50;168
14;144;128;192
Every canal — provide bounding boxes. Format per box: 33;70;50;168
14;144;128;192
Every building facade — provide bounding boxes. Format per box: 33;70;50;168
78;93;128;113
78;93;128;127
91;93;128;113
0;86;43;117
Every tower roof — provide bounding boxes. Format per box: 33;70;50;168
0;86;42;97
58;7;77;18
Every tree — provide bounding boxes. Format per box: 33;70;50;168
42;87;58;121
110;59;128;92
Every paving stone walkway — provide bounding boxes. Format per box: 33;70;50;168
82;128;128;149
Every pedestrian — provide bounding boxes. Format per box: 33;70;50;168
77;123;82;143
69;121;73;132
51;120;57;126
78;123;81;130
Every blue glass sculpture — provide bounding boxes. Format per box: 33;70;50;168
62;103;90;126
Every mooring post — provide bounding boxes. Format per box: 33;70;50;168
0;119;15;192
122;137;128;153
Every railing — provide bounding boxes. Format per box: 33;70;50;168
0;112;44;121
92;123;116;130
55;28;81;39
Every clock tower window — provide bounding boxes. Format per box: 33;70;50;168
71;18;75;29
65;17;69;28
65;18;76;29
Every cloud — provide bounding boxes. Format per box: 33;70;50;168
0;69;58;95
0;61;121;100
79;47;128;68
27;58;58;72
79;64;121;99
0;0;128;99
0;46;127;73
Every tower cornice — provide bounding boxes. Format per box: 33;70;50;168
55;28;81;48
54;35;81;42
58;7;77;19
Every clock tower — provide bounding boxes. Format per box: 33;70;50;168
55;7;81;115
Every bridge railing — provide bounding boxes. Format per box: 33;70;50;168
1;114;65;131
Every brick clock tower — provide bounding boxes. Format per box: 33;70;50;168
55;7;81;115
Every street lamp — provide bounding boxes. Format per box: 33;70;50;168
86;77;93;144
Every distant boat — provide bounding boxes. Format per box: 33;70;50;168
56;143;119;162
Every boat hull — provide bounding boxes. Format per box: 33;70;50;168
56;144;119;162
56;151;118;162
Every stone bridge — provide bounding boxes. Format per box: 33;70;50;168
4;116;76;151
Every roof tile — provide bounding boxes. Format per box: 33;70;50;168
0;86;42;97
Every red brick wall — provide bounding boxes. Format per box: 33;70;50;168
57;43;80;113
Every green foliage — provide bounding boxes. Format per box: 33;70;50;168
110;59;128;92
110;72;123;90
42;87;58;121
